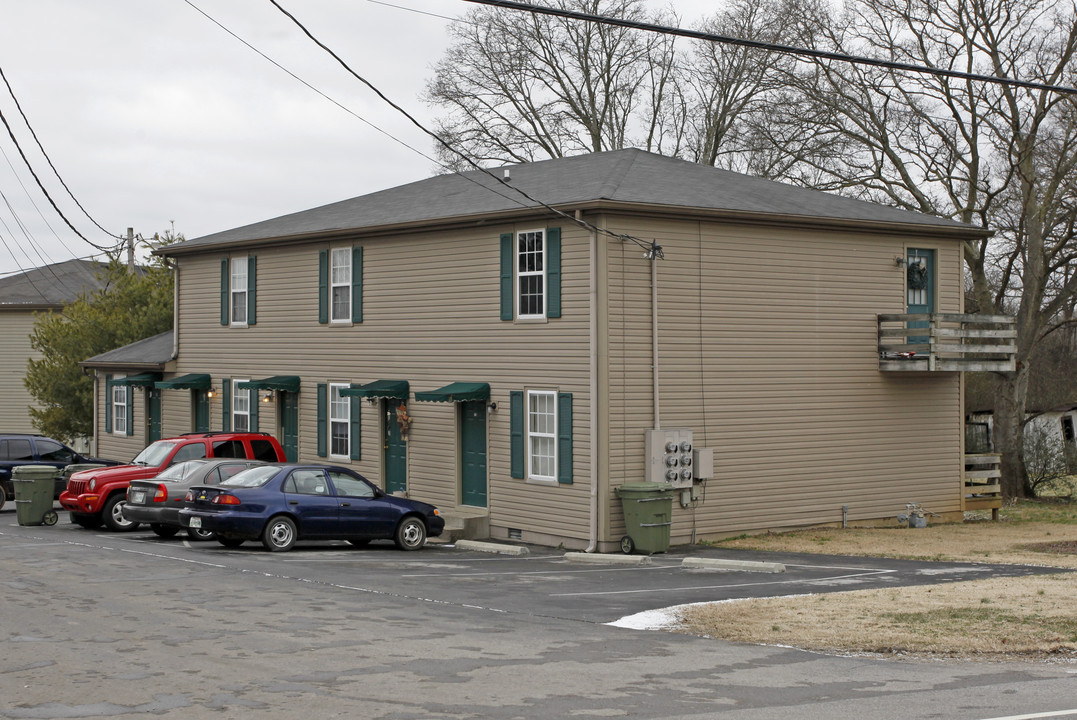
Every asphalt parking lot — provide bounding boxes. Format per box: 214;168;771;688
4;506;1069;625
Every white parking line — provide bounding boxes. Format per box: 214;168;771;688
978;711;1077;720
550;569;896;597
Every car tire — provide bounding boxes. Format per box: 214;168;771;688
261;516;297;552
102;494;140;532
150;523;180;538
394;516;427;551
70;512;103;529
217;536;245;548
346;538;371;548
187;527;216;541
0;484;6;511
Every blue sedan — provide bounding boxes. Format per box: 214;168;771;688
178;464;444;552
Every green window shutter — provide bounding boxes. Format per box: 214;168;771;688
125;387;134;436
318;250;329;324
316;383;328;457
222;379;232;432
546;227;561;319
352;246;363;323
250;388;259;432
500;232;514;321
350;395;362;460
220;258;230;326
247;255;257;326
557;392;572;484
509;390;524;479
104;374;113;433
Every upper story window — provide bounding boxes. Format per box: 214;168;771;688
112;384;128;435
517;229;545;319
231;260;248;326
331;248;352;323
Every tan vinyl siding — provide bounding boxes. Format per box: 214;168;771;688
0;310;42;430
601;215;964;543
94;376;150;462
171;224;593;541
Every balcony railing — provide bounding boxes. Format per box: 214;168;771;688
878;313;1016;372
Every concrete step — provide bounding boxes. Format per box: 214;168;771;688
430;506;489;544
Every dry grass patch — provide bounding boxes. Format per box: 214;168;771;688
673;499;1077;661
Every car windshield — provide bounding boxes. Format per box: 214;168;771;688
132;441;178;466
155;460;208;482
220;465;279;488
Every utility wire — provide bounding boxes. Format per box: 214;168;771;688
462;0;1077;97
0;64;123;240
268;0;660;255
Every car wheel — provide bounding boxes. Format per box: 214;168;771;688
102;494;140;532
346;538;371;548
261;516;297;552
187;527;217;541
394;516;426;551
70;512;103;529
151;523;180;538
217;536;245;548
0;484;6;511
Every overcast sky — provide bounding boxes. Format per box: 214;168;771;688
0;0;717;278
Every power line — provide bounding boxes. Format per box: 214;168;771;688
0;64;122;240
268;0;660;255
462;0;1077;97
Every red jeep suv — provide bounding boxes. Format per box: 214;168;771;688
60;432;286;531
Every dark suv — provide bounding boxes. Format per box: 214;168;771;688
59;432;287;531
0;433;119;511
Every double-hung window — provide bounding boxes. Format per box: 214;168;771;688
231;261;248;326
517;229;545;319
527;390;557;480
331;248;351;323
232;379;250;432
112;384;128;435
500;227;560;321
329;383;350;457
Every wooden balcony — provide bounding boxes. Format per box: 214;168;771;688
878;313;1017;372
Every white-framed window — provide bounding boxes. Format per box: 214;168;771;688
112;384;128;435
516;229;545;319
527;390;557;481
329;383;350;457
231;259;248;326
331;248;351;323
233;379;250;432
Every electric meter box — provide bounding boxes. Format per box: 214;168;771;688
645;428;694;489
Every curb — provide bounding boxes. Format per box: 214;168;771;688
455;540;530;556
563;552;651;566
682;557;785;573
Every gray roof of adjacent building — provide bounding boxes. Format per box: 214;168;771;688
80;330;175;369
162;149;987;255
0;259;108;308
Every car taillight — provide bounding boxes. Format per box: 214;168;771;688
212;494;241;505
184;490;195;501
153;484;167;503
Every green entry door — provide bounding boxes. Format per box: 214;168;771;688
906;248;935;344
193;390;210;433
460;400;487;507
281;392;299;462
384;398;407;494
147;388;162;442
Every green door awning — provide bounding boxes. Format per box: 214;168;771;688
155;373;212;390
340;379;409;400
237;376;301;393
414;382;490;403
113;372;161;387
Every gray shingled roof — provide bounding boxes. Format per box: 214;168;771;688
0;259;108;308
81;330;175;369
163;149;981;254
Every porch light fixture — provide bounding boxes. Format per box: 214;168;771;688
206;388;217;398
487;402;497;413
261;392;273;404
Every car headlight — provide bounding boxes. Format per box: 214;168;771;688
88;477;97;491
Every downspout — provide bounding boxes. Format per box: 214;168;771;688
92;372;99;457
166;257;179;361
584;210;599;553
652;246;660;429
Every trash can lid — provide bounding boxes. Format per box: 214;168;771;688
616;482;674;494
12;465;60;479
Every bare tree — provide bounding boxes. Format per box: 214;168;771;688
770;0;1077;496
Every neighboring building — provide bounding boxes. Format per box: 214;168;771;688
967;405;1077;463
82;149;1015;550
0;260;106;440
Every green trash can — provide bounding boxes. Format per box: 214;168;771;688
13;465;60;526
616;482;674;555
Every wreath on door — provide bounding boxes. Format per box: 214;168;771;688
907;260;928;290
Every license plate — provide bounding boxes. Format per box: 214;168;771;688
189;517;202;529
131;491;145;504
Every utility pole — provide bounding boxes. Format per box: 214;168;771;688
127;227;135;271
